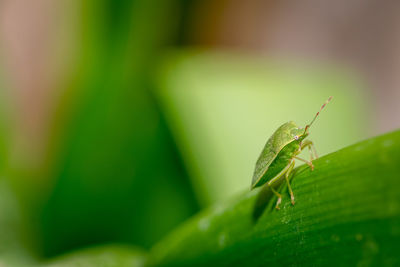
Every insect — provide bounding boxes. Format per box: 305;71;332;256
251;96;332;209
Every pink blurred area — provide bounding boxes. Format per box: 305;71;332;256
0;0;77;173
1;0;60;169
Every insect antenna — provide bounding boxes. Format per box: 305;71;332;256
304;96;332;134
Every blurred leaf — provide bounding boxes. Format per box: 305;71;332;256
32;0;200;257
0;48;32;267
0;181;34;266
156;50;372;205
0;67;10;174
150;129;400;266
45;245;146;267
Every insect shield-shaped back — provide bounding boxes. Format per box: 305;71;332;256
250;97;332;212
251;121;300;188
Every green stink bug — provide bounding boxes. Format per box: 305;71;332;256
251;96;332;209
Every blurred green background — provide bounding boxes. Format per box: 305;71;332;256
0;0;398;265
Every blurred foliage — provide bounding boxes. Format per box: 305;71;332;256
36;0;200;257
156;50;372;205
45;245;146;267
150;130;400;266
0;0;394;266
0;68;9;173
0;0;200;259
0;181;35;266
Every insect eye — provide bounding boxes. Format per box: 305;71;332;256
294;135;299;140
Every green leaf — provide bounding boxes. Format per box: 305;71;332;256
45;245;146;267
149;130;400;266
32;0;199;257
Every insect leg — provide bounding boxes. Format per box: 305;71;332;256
301;140;318;160
285;160;296;205
294;156;314;171
268;185;283;210
267;162;293;209
310;142;318;159
309;146;314;161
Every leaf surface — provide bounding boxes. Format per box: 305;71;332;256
150;130;400;266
